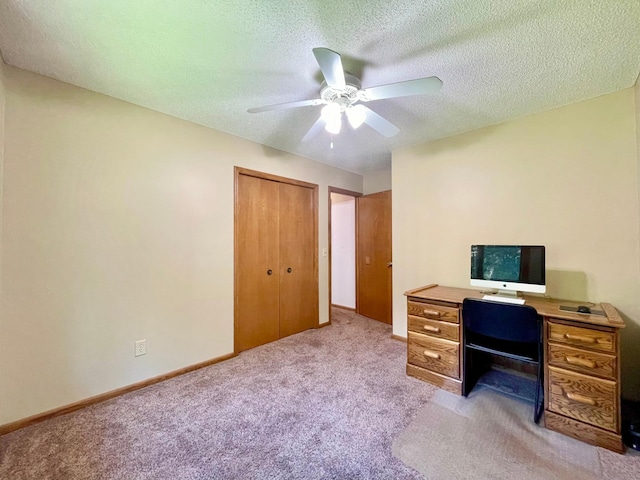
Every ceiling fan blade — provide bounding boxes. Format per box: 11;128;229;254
301;116;327;142
360;76;442;101
312;47;346;89
362;106;400;137
248;98;324;113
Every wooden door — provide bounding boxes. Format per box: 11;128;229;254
235;168;319;352
235;174;280;352
357;190;392;324
278;182;318;337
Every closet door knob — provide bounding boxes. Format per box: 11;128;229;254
267;269;273;275
287;267;292;273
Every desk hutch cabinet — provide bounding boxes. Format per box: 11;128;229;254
404;284;626;453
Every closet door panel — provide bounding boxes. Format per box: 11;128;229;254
278;182;318;337
235;174;280;352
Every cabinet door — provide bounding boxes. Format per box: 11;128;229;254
235;174;280;352
278;182;318;337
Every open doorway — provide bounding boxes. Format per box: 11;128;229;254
329;187;392;325
329;188;360;319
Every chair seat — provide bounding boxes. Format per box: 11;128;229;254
466;332;538;363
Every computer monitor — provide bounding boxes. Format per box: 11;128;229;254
470;245;546;298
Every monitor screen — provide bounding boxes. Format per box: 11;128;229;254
470;245;545;294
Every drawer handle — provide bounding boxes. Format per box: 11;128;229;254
565;356;596;369
423;325;441;333
565;392;596;406
423;350;441;360
564;333;597;344
423;309;442;317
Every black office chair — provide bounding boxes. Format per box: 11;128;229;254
462;298;544;423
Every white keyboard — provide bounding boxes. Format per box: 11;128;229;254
482;294;525;305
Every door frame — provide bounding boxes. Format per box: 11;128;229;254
328;186;361;324
234;167;319;353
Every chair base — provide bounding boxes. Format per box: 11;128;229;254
464;359;544;424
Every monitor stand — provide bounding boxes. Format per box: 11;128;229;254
482;290;525;305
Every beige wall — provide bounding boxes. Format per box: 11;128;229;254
0;59;5;283
0;65;362;424
0;61;5;409
393;89;640;398
363;167;391;195
636;80;640;333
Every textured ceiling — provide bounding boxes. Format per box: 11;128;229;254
0;1;639;173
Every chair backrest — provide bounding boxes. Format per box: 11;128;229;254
462;298;542;344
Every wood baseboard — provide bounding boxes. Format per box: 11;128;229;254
0;352;237;437
317;321;332;328
391;334;407;342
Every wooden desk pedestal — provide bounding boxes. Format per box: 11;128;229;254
405;284;626;453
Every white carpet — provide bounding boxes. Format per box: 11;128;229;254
392;386;602;480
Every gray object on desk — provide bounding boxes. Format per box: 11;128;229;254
558;305;606;316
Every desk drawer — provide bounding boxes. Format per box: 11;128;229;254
407;301;459;324
548;343;616;380
408;315;460;342
408;332;459;379
547;322;615;353
548;366;617;432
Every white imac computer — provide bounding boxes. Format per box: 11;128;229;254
470;245;546;305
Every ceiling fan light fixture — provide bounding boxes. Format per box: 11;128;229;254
324;117;341;134
321;103;342;134
346;104;366;129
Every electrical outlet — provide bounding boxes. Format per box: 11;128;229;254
134;339;147;357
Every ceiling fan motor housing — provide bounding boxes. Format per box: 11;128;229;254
320;73;362;110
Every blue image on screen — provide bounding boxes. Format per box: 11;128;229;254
482;246;521;282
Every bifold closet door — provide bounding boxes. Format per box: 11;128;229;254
278;182;316;338
235;174;280;352
236;170;319;353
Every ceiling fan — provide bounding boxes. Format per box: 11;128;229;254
248;48;443;142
